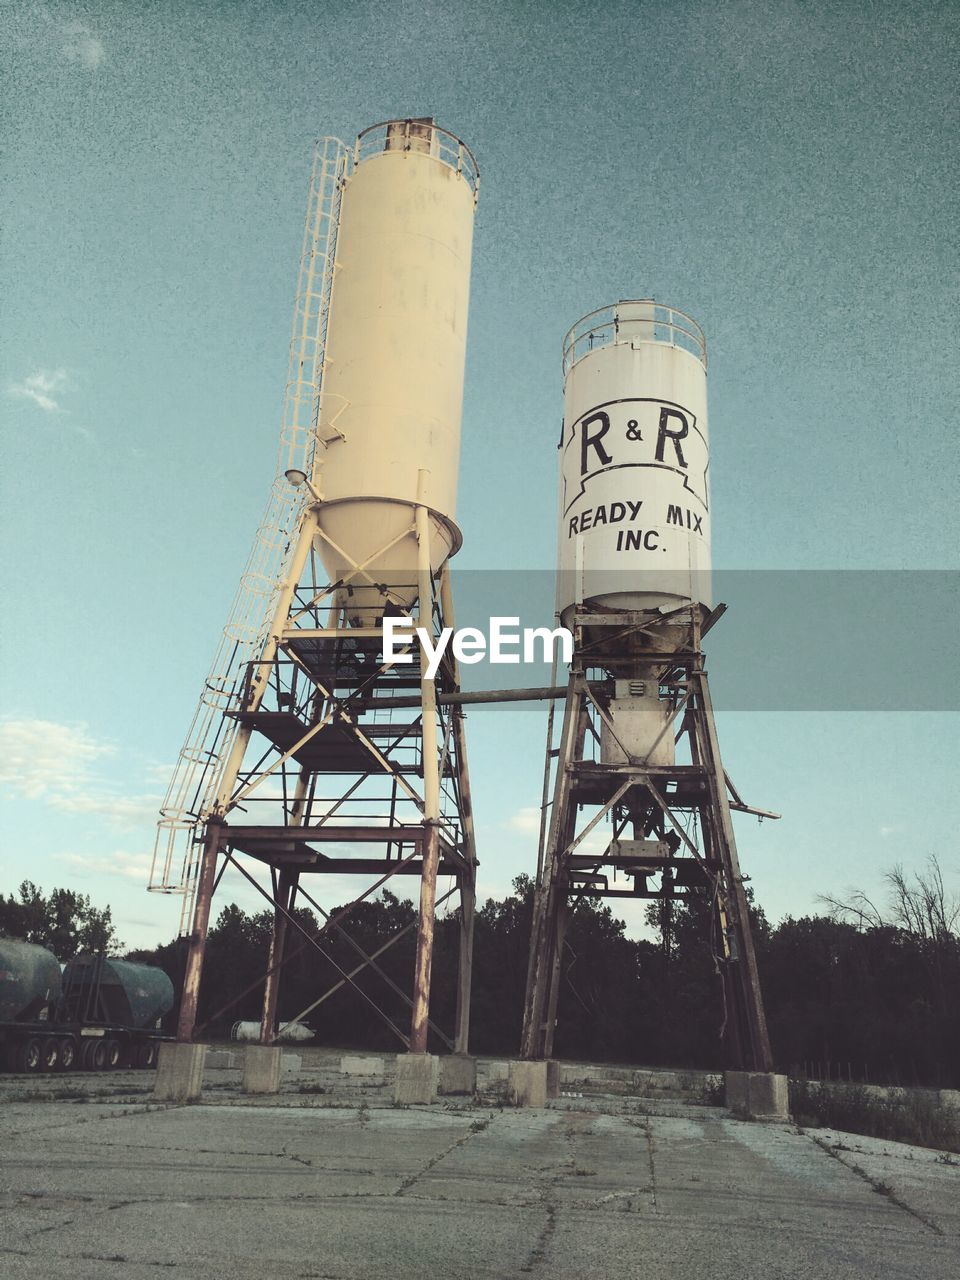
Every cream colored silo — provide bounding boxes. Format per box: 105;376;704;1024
312;119;478;622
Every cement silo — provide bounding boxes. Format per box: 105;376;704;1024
557;300;711;624
557;300;713;768
153;119;480;1100
312;119;478;623
522;298;776;1085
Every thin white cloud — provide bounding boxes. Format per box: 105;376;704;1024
0;718;160;829
7;367;72;413
144;761;179;786
0;718;113;800
507;807;542;834
47;793;160;826
56;849;153;883
60;22;106;69
505;805;607;853
7;8;107;70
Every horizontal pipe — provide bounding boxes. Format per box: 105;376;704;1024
363;685;571;711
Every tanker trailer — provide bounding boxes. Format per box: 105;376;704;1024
0;935;174;1073
0;937;63;1071
59;954;174;1070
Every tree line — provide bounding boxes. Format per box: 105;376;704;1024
3;862;957;1087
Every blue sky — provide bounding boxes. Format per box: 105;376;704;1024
1;0;957;949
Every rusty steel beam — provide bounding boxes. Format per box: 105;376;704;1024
440;565;479;1056
693;668;774;1072
259;867;298;1044
241;856;461;876
408;485;442;1055
176;820;224;1042
223;824;428;843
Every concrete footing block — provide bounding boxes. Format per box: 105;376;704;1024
726;1070;789;1121
205;1049;241;1070
438;1054;477;1096
154;1042;207;1102
243;1045;283;1094
341;1055;384;1077
394;1053;439;1104
508;1059;560;1108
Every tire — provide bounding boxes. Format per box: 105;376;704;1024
41;1037;60;1072
137;1042;159;1069
16;1037;43;1073
104;1039;122;1070
81;1038;109;1071
57;1036;79;1072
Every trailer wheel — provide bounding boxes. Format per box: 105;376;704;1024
104;1039;122;1070
16;1037;43;1073
81;1038;109;1071
138;1042;158;1069
57;1036;79;1072
41;1037;60;1072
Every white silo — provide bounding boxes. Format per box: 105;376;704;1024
557;300;711;629
311;119;478;623
557;300;712;767
523;299;776;1072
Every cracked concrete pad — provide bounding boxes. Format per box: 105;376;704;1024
811;1128;960;1239
1;1095;957;1278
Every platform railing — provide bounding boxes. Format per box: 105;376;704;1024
563;300;707;374
353;119;480;202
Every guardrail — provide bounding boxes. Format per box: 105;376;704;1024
563;300;706;374
353;119;480;201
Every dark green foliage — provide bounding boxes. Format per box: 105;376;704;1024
0;880;119;960
470;875;534;1053
5;867;956;1086
762;916;960;1087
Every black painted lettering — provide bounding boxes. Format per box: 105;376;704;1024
655;407;688;467
692;512;703;534
627;499;643;520
580;411;613;475
568;516;579;537
580;509;593;532
667;503;683;525
644;530;659;550
625;529;643;550
609;502;626;523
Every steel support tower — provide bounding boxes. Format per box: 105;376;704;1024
150;123;482;1058
521;603;775;1070
175;496;478;1054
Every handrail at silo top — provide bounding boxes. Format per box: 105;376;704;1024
352;119;480;203
562;300;707;375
